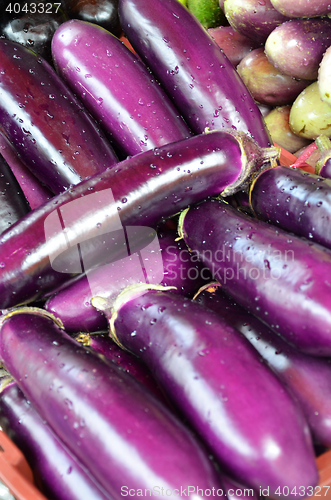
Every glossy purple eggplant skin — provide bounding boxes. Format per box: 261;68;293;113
265;18;331;81
74;332;168;403
250;166;331;251
51;20;192;157
223;0;290;44
119;0;272;148
0;38;118;194
0;309;222;499
181;198;331;356
65;0;121;36
0;129;274;309
0;152;30;233
45;228;211;333
0;382;111;500
105;289;317;495
195;286;331;447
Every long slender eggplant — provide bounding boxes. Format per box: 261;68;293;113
0;38;118;194
51;20;192;157
45;227;211;333
0;307;223;499
74;332;169;403
265;18;331;81
118;0;272;148
179;198;331;356
0;152;30;233
194;284;331;447
0;135;53;209
0;129;279;309
0;381;111;500
249;165;331;251
92;287;318;496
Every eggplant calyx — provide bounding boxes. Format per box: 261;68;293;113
0;306;64;331
220;133;280;198
192;281;221;301
176;207;190;243
0;367;14;393
91;283;177;350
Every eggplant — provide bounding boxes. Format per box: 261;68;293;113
264;106;311;154
270;0;331;18
289;82;331;140
0;0;68;65
45;227;211;333
236;48;309;107
194;284;331;447
0;129;279;309
179;198;331;356
65;0;121;36
0;307;223;499
92;287;317;496
118;0;272;148
0;134;53;209
250;165;331;251
265;18;331;81
74;332;167;402
0;381;111;500
0;152;30;233
223;0;290;44
51;20;192;157
208;26;260;67
0;38;118;195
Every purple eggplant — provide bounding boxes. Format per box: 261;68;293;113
250;165;331;251
74;332;169;403
0;134;54;209
51;20;192;157
45;227;211;333
237;48;310;106
0;307;222;499
265;18;331;81
223;0;290;44
92;287;317;495
0;38;118;194
194;284;331;447
208;26;261;67
0;381;111;500
270;0;331;18
118;0;272;148
0;152;30;233
0;129;279;309
179;198;331;356
222;476;259;500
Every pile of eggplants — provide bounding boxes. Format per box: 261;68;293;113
2;0;331;497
